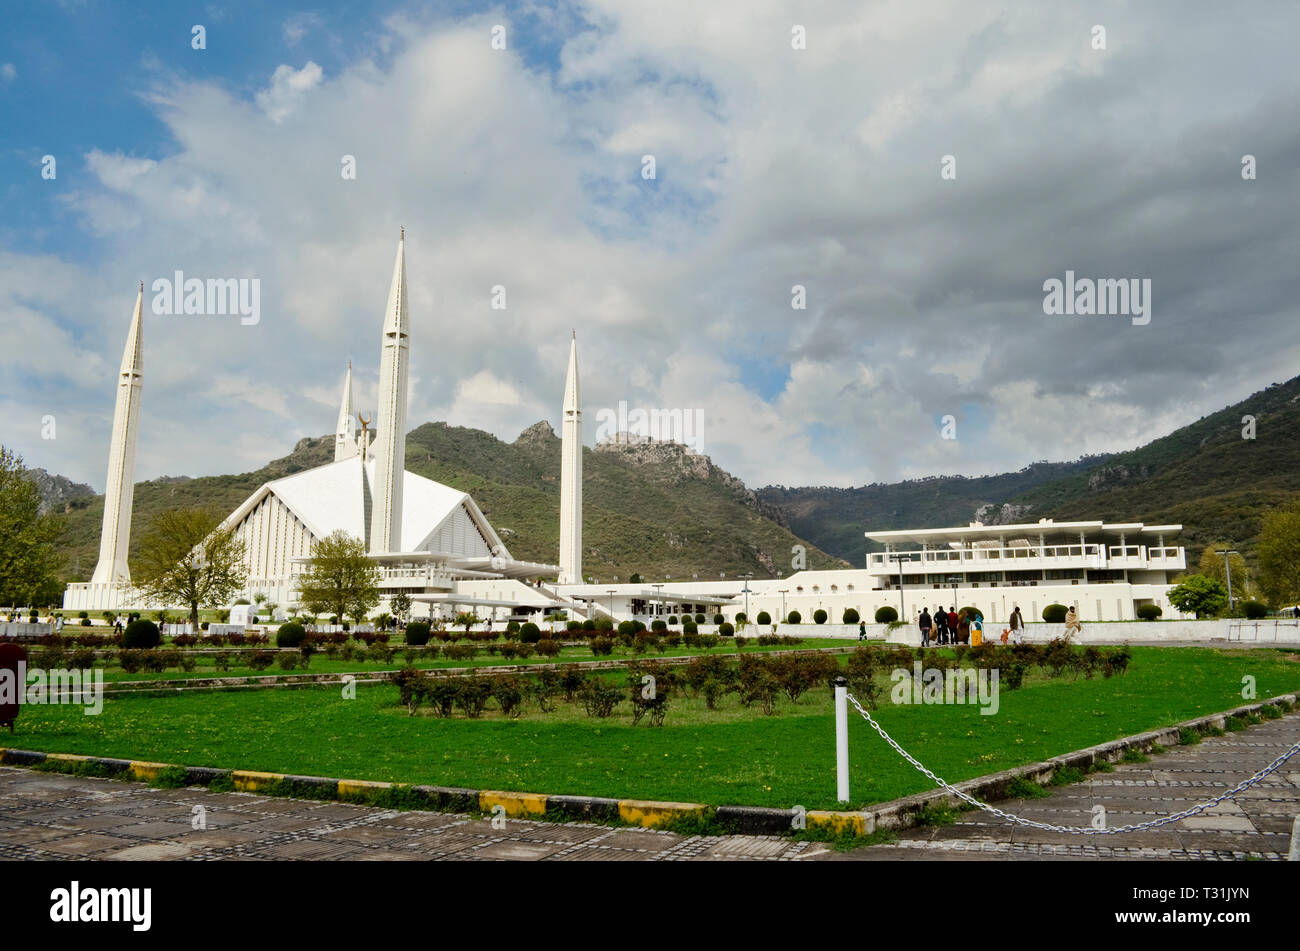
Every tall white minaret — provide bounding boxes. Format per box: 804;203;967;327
334;361;358;461
369;230;410;554
558;330;582;584
90;283;144;586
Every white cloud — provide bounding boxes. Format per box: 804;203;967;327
1;63;16;84
255;61;323;123
3;2;1298;502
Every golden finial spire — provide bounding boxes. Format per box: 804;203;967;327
400;226;404;240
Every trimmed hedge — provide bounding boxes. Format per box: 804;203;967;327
405;621;432;646
1042;603;1068;623
276;622;307;648
122;619;160;649
874;606;898;623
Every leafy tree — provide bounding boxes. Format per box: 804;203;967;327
132;507;248;631
295;530;380;624
629;573;643;584
1257;501;1300;608
0;446;63;607
389;592;412;622
1167;575;1228;619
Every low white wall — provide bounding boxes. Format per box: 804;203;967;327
883;618;1300;645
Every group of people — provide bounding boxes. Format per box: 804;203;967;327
916;604;1080;647
917;605;985;647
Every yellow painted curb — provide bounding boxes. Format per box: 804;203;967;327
231;769;283;792
618;799;707;828
127;761;172;782
807;811;869;836
480;790;548;817
338;779;393;797
46;753;93;764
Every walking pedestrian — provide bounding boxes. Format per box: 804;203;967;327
1065;605;1082;638
858;620;866;642
932;606;947;645
919;607;932;647
1009;606;1025;645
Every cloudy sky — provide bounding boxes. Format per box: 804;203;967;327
2;1;1298;493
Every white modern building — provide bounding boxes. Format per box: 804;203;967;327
550;519;1190;626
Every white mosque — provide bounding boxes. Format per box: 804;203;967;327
63;233;585;623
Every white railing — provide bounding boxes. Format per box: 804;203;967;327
871;543;1184;573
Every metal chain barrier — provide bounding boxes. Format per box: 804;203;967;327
845;692;1300;836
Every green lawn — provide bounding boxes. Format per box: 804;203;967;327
12;647;1299;811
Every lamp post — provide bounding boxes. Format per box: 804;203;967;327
948;574;962;612
887;552;910;620
606;590;617;622
1215;549;1238;612
651;583;664;618
741;573;753;627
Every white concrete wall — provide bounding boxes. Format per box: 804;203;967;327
879;618;1300;645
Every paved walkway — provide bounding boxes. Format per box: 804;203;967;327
836;710;1300;861
1;712;1296;861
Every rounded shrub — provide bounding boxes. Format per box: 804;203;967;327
506;620;520;634
594;616;614;632
712;613;725;626
405;621;432;646
756;611;771;625
1136;604;1163;622
1042;603;1068;623
874;606;898;623
787;610;801;625
842;608;860;624
520;622;541;643
667;615;679;625
1242;600;1269;619
651;619;667;633
617;620;637;637
122;619;161;649
694;613;705;624
682;620;698;635
276;622;307;648
78;611;89;620
735;612;747;624
566;620;582;632
582;618;596;632
813;609;828;625
719;621;735;636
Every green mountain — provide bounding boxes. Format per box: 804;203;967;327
759;376;1300;569
50;421;847;585
999;377;1300;564
757;459;1108;566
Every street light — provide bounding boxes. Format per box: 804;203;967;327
1215;549;1238;611
887;552;910;620
651;583;664;618
741;573;753;627
606;590;617;621
947;574;962;611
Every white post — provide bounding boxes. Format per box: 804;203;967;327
834;676;850;804
1289;815;1300;861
